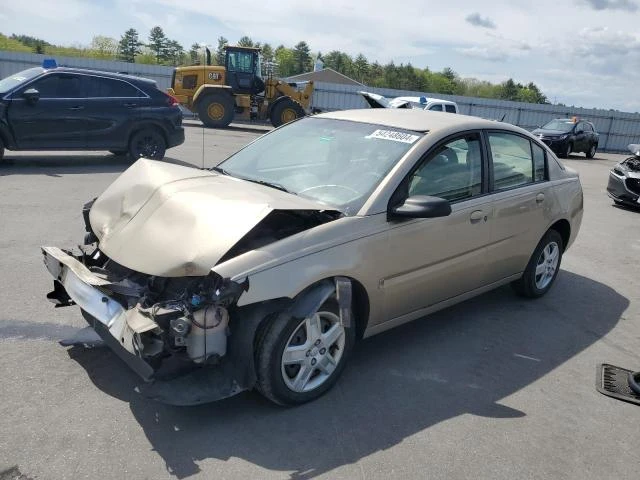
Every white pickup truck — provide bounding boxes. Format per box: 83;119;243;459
359;91;459;113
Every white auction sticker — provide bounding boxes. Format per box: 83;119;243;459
366;129;420;144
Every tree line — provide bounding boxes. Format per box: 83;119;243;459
0;31;548;103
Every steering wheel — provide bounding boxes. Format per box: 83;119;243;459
298;184;361;203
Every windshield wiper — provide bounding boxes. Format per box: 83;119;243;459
211;166;229;175
241;178;296;195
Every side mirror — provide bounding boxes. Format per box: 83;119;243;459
22;88;40;104
389;195;452;219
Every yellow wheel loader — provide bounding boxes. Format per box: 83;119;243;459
168;46;314;129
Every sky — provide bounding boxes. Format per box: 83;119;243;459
2;0;640;112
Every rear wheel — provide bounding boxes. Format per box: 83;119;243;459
198;93;235;128
128;128;166;160
586;143;597;158
255;296;355;405
511;229;564;298
270;98;305;128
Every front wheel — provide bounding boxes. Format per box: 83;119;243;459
128;129;167;160
270;98;305;128
586;143;597;158
255;296;355;405
197;93;235;128
0;136;4;162
511;229;564;298
559;142;572;159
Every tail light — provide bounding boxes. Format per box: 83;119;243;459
166;93;179;106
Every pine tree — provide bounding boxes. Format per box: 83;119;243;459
148;26;168;64
292;41;312;74
216;36;228;65
118;28;142;63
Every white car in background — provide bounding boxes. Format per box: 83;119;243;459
360;91;459;113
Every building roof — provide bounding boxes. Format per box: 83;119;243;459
286;68;364;86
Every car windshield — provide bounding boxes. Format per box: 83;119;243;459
0;67;45;94
216;117;423;214
542;119;575;133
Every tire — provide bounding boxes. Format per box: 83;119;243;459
270;98;305;128
586;143;597;158
511;229;564;298
197;93;235;128
128;128;166;160
0;136;4;163
255;296;355;406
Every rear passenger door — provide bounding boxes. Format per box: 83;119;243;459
485;131;553;283
84;75;149;149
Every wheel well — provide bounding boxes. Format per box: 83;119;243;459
549;219;571;251
350;278;370;340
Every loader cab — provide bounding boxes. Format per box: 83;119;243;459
224;46;265;95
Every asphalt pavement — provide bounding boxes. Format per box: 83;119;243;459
0;127;639;480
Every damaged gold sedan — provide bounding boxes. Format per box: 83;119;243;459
43;109;583;405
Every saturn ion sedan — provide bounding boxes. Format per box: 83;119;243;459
42;109;583;406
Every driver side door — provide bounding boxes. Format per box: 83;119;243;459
9;73;87;149
382;132;494;322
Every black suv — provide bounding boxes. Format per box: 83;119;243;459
0;61;184;161
532;118;599;158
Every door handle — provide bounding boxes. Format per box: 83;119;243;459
68;105;84;110
123;102;137;108
536;193;545;204
470;210;486;223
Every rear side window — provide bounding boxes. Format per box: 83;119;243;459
428;104;443;111
86;76;144;98
29;74;83;98
489;132;534;190
532;143;546;182
445;104;457;113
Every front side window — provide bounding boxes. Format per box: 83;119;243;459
428;104;443;111
217;117;422;213
408;134;483;202
227;51;254;73
489;132;536;190
27;74;83;98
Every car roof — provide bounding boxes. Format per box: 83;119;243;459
315;108;522;134
394;96;457;106
44;67;156;87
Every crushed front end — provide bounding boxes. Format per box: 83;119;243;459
42;202;254;403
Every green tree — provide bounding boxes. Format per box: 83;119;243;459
261;43;274;63
500;78;519;101
292;41;312;74
216;36;228;65
353;53;369;83
148;26;168;63
165;39;184;66
90;35;117;59
237;36;254;47
117;28;143;63
274;45;295;77
189;43;200;63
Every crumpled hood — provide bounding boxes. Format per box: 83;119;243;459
89;159;332;277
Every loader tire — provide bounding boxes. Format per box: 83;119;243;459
198;93;234;128
270;98;305;128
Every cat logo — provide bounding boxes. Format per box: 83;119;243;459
208;72;221;81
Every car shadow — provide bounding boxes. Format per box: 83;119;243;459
0;155;200;176
66;271;627;479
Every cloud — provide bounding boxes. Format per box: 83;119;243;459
456;46;508;62
465;13;496;29
579;0;638;10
